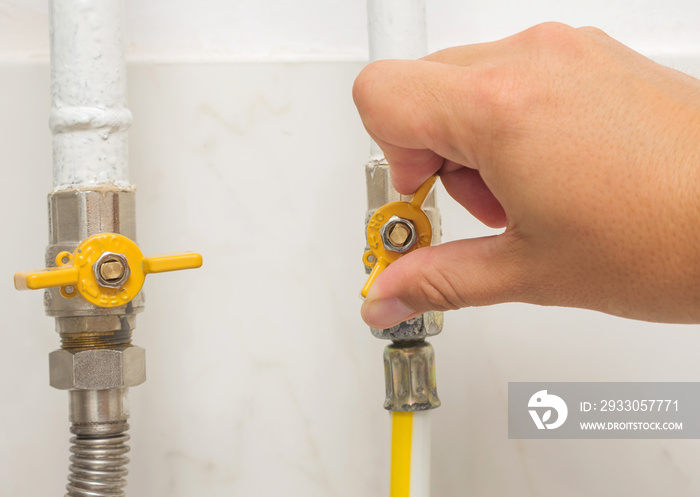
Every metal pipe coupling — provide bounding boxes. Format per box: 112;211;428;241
370;312;443;341
50;346;146;390
384;340;440;411
70;388;129;425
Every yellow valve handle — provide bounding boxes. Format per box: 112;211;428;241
15;265;79;291
143;252;204;274
14;233;202;308
361;175;438;298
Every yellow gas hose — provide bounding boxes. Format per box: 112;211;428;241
390;411;413;497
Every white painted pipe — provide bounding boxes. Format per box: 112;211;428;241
365;3;433;496
366;0;427;161
49;0;132;191
367;0;427;61
409;411;432;496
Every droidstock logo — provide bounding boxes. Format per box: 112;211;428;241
528;390;568;430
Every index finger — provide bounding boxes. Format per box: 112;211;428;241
352;59;487;194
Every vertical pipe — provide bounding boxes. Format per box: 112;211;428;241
364;3;437;497
367;0;427;161
364;0;438;218
47;2;140;496
367;0;427;61
408;411;432;496
49;0;132;190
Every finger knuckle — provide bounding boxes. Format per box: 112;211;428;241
352;60;392;107
577;25;609;38
474;22;595;128
519;22;595;61
470;66;532;132
521;22;579;46
352;61;379;112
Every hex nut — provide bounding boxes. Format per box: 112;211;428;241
380;216;417;253
49;346;146;390
370;310;443;341
93;251;131;289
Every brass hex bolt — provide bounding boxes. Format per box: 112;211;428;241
93;252;131;289
380;216;417;253
100;259;126;281
387;222;412;247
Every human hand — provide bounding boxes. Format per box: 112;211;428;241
353;22;700;328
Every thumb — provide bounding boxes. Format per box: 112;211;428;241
361;234;526;328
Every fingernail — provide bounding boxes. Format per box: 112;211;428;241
361;297;416;329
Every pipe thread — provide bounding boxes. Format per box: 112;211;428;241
60;330;132;351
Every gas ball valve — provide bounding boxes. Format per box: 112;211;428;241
361;175;438;298
14;232;202;307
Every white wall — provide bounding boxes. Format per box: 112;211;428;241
1;1;700;496
3;0;700;61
